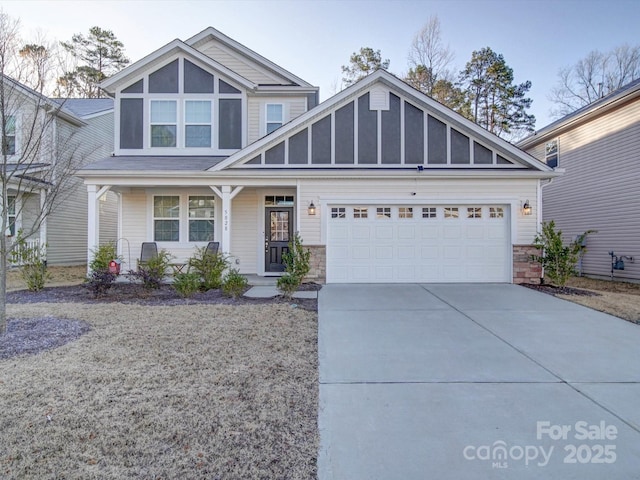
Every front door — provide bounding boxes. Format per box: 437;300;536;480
265;207;293;272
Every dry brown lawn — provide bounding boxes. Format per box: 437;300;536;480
7;265;87;291
558;276;640;323
0;302;318;479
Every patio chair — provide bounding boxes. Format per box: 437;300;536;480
139;242;158;268
205;241;220;256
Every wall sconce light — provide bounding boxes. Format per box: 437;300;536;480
522;200;532;216
308;201;316;215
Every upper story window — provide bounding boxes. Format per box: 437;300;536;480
119;57;243;154
266;104;283;134
2;115;16;155
545;139;558;168
185;101;212;148
150;101;177;147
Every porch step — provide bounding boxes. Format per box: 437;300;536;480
243;274;279;286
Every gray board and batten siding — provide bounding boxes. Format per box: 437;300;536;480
242;91;521;168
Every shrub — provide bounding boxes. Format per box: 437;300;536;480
188;247;229;291
130;249;173;290
531;221;595;287
85;270;117;298
222;268;248;298
9;232;50;292
89;242;120;272
277;233;311;298
173;272;201;298
85;243;122;297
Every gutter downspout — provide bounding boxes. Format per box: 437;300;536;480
538;177;554;281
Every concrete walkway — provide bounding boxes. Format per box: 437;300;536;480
318;284;640;479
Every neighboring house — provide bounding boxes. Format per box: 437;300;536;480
78;27;556;283
518;79;640;281
2;75;116;265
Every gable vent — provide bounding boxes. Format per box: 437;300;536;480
369;86;389;111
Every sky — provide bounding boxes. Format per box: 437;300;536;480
2;0;640;129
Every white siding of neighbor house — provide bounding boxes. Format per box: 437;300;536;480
525;98;640;281
297;178;539;246
196;39;290;85
46;112;115;265
247;96;309;144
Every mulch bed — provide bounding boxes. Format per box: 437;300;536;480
520;283;601;297
7;282;320;311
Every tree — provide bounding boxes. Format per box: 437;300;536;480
341;47;389;87
406;15;454;96
58;26;129;98
0;12;87;334
459;47;535;140
549;44;640;117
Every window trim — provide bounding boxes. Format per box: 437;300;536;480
265;103;284;135
545;138;559;168
150;100;178;148
150;193;217;244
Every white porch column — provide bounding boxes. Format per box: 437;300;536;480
39;188;47;253
86;184;112;273
87;185;98;273
210;185;244;255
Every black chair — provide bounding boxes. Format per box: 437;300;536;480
205;241;220;256
139;242;158;268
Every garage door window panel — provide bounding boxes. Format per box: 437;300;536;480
331;207;346;219
376;207;391;219
354;207;368;219
399;207;413;219
422;207;437;219
444;207;459;219
467;207;482;219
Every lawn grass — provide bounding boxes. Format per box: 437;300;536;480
0;302;318;479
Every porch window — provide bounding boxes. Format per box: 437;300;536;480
3;115;15;155
153;195;179;241
150;100;177;147
7;195;16;236
185;101;212;147
266;104;283;134
188;196;215;241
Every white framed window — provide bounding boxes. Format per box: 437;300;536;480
266;104;283;134
153;195;180;241
490;207;504;219
353;207;368;219
7;195;16;236
444;207;459;219
376;207;391;219
399;207;413;219
188;196;215;241
467;207;482;219
422;207;437;218
185;100;212;148
150;100;177;147
331;207;346;219
2;115;16;156
265;195;294;206
545;139;558;168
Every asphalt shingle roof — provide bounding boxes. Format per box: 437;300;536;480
82;156;227;171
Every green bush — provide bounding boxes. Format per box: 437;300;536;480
188;247;229;291
277;232;311;298
9;232;50;292
173;272;201;298
130;249;173;290
89;242;120;272
222;268;248;298
531;221;595;287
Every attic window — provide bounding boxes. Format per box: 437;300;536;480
545;139;559;168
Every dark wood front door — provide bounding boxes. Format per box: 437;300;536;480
265;207;293;272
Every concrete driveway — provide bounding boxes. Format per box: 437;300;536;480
318;284;640;479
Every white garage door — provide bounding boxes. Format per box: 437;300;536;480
327;204;510;283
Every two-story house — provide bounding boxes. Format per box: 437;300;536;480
518;79;640;281
79;27;556;283
3;75;116;265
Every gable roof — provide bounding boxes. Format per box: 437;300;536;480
100;38;256;94
185;27;314;88
518;78;640;149
52;98;113;118
212;69;552;173
2;74;86;126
